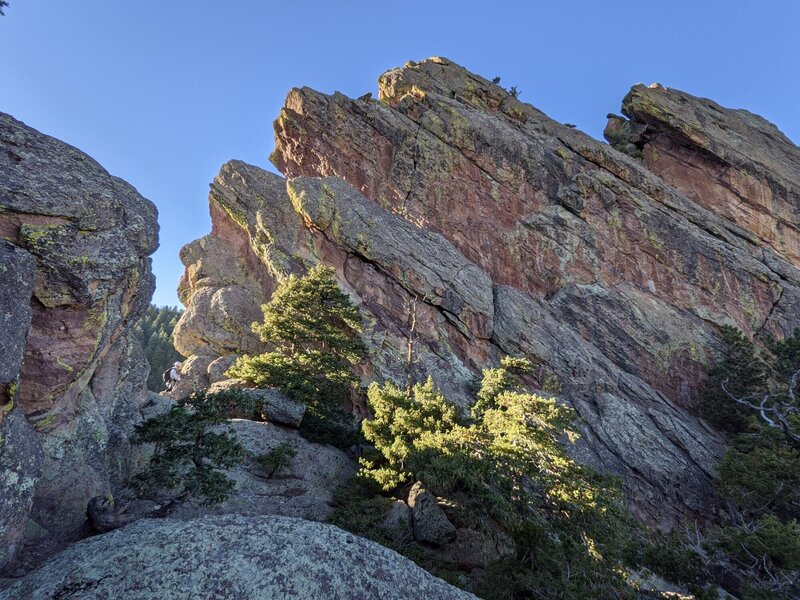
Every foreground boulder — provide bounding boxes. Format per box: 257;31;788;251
1;514;476;599
0;113;158;571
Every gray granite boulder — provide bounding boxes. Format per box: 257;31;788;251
1;514;477;599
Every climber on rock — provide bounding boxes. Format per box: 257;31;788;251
163;361;182;391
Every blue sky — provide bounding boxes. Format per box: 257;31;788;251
2;1;798;307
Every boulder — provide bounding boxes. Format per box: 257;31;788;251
380;500;413;543
1;514;477;599
166;419;355;522
206;354;239;383
407;481;456;545
436;527;516;569
207;379;306;427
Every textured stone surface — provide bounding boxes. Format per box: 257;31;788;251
0;240;39;570
408;481;457;545
175;58;799;528
2;514;476;600
175;159;478;408
0;407;44;571
265;57;800;525
206;354;239;384
607;83;800;266
435;527;516;569
167;419;355;522
0;113;157;568
207;379;306;427
288;176;494;339
0;241;35;390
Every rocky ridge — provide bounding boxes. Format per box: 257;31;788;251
0;113;158;571
175;58;800;529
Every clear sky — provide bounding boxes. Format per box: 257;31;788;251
2;1;798;307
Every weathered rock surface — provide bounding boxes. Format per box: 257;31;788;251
175;58;800;528
0;408;43;572
407;481;457;545
1;515;477;599
0;241;41;569
167;419;355;522
606;83;800;266
0;113;158;570
435;527;516;569
207;379;306;427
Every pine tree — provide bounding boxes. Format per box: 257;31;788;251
228;265;367;446
352;358;635;599
700;325;768;433
133;389;250;504
134;304;184;391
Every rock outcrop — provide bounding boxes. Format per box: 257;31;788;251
0;240;42;569
2;514;476;599
0;113;158;571
407;481;457;545
206;379;307;427
174;58;800;529
167;419;355;522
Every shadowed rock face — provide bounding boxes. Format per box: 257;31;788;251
2;515;477;600
166;419;356;523
0;113;158;569
175;58;800;528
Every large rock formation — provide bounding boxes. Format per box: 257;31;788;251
0;241;42;569
174;58;800;529
2;514;476;599
0;113;158;571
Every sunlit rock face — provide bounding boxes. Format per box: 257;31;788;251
0;113;158;569
176;58;800;529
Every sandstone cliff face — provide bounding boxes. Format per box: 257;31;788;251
0;113;158;570
174;58;800;529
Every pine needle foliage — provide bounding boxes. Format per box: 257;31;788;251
700;325;768;433
695;327;800;599
358;358;637;599
133;390;248;505
228;265;367;446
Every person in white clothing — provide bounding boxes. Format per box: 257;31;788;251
164;361;182;391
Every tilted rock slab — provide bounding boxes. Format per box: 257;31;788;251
607;83;800;266
0;113;158;569
207;379;307;427
2;514;476;599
